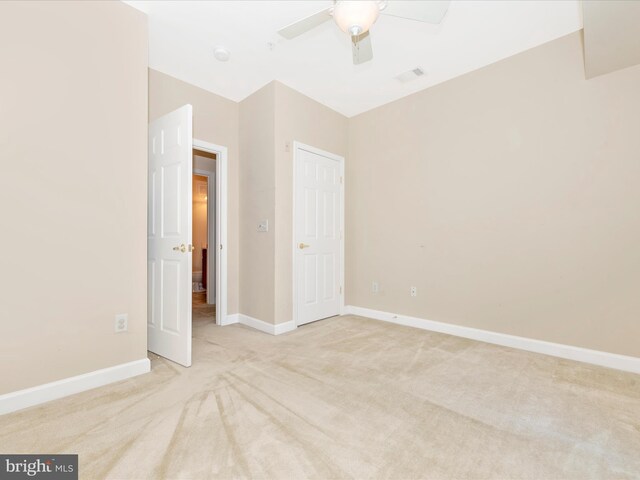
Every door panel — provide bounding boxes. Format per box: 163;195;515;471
323;254;335;301
295;147;342;326
148;104;192;367
304;254;318;305
304;188;317;236
160;260;181;334
323;191;336;238
147;260;156;326
161;162;184;237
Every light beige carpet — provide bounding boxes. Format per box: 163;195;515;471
1;314;639;479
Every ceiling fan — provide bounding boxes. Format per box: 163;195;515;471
277;1;451;65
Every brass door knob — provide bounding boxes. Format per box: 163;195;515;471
298;243;310;249
173;244;187;253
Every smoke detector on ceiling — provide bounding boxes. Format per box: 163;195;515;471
213;46;230;62
395;67;425;83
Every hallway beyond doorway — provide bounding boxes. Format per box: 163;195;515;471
193;292;215;326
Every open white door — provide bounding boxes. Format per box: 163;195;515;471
294;144;344;326
148;105;193;367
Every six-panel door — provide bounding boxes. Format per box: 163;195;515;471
148;105;193;367
295;147;342;326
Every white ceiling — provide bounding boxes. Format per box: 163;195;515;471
126;0;582;117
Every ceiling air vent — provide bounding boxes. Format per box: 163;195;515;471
395;67;425;83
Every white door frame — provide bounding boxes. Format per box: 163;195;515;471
292;141;345;327
193;139;228;326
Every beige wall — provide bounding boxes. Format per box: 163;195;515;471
346;32;640;358
0;1;148;394
149;69;240;314
239;83;277;322
273;82;348;323
583;0;640;78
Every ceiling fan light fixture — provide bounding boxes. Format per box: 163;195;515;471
332;1;381;37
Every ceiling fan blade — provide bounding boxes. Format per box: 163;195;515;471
381;0;450;24
352;31;373;65
278;7;333;39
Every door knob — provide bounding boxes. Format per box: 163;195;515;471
298;243;310;249
173;244;187;253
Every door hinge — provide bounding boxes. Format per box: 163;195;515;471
340;286;343;295
340;176;343;184
220;244;223;250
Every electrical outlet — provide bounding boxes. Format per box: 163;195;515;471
372;281;379;294
115;313;128;333
410;286;417;297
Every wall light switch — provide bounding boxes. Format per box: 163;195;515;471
258;220;269;232
372;281;379;294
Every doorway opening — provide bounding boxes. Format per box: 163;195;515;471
192;149;216;328
192;139;228;331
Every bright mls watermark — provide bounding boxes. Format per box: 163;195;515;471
0;455;77;480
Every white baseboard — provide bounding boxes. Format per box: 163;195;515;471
345;305;640;375
220;313;240;326
273;319;297;335
238;314;277;334
222;313;296;335
0;358;151;416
